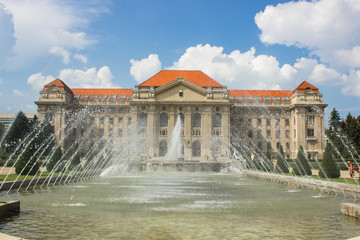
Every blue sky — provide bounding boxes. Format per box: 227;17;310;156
1;0;360;123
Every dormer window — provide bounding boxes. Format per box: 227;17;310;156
74;94;80;99
179;90;183;97
82;94;89;100
255;96;262;100
110;95;117;100
264;96;271;100
101;94;108;100
92;94;99;99
236;96;243;100
246;96;253;100
273;96;280;100
119;95;126;100
282;96;289;100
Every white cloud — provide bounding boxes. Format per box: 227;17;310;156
342;70;360;97
73;53;88;64
49;46;70;64
13;89;23;96
255;0;360;69
27;73;55;90
27;66;119;90
333;46;360;68
168;44;296;90
130;54;162;83
0;0;108;69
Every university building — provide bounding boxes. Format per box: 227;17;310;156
35;70;327;162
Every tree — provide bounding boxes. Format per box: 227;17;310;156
2;111;30;153
263;150;274;172
293;146;312;176
47;146;62;172
0;122;5;140
69;143;81;170
15;141;39;175
320;141;340;178
276;145;289;173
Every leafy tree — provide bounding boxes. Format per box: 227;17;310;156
276;145;289;173
15;141;39;175
47;146;62;172
69;143;81;170
263;150;274;172
2;111;30;153
293;146;312;176
0;122;5;140
320;141;340;178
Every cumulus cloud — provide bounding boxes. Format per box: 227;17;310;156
27;66;119;90
130;54;162;83
73;53;88;64
13;89;23;96
168;44;296;90
342;70;360;97
0;0;108;69
255;0;360;69
49;46;70;64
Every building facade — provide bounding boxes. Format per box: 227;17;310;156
35;70;327;162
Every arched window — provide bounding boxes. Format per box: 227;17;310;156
276;142;281;150
192;141;201;157
138;113;147;127
258;142;262;151
160;113;168;128
213;113;222;128
179;113;184;126
211;141;221;153
159;141;167;157
192;113;201;128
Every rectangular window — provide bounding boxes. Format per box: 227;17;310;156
100;117;104;124
92;94;99;99
90;128;95;136
257;130;262;138
90;117;95;124
267;142;272;150
118;117;123;125
160;130;168;136
99;128;104;137
118;129;123;137
276;129;280;138
267;130;271;139
248;130;253;138
109;128;114;137
128;117;131;125
285;119;290;126
276;119;280;126
286;130;290;138
248;118;252;126
257;118;261;126
306;116;314;125
109;108;115;113
238;118;243;126
162;106;167;111
267;118;271;126
307;128;314;137
109;117;114;124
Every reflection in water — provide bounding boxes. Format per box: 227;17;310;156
1;172;360;240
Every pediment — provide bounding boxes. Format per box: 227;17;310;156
155;78;207;102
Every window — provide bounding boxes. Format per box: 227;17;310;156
118;117;123;125
286;142;290;150
101;95;108;100
195;107;199;111
275;109;281;115
257;130;262;138
236;96;243;100
285;119;290;126
72;128;76;136
237;108;243;114
307;128;314;137
159;141;167;157
192;141;201;157
286;130;290;138
162;106;166;111
139;113;147;127
274;96;280;101
276;130;280;138
90;117;95;124
276;142;281;149
267;130;271;138
246;96;253;100
109;128;114;137
247;118;252;126
247;109;252;114
119;108;125;113
276;119;280;126
238;130;243;138
99;128;104;137
74;94;80;99
192;129;201;136
192;113;201;128
267;142;272;150
238;118;243;126
128;117;131;126
266;119;271;126
264;96;271;100
213;113;222;128
109;108;115;113
306;116;314;125
118;129;123;137
92;94;99;99
257;118;261;126
282;96;289;100
255;96;262;100
160;113;168;128
178;106;183;112
119;95;126;100
48;105;56;111
109;117;114;124
211;141;221;153
82;94;89;100
216;107;220;111
160;129;167;136
258;142;262;151
141;106;146;111
110;95;117;100
90;128;95;136
248;130;253;138
100;117;104;124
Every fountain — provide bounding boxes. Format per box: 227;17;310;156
164;114;183;161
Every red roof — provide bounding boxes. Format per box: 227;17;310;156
43;79;73;94
292;81;320;94
139;70;223;87
229;90;292;101
72;89;133;99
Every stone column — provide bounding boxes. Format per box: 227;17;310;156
203;106;212;160
147;105;156;158
184;107;192;160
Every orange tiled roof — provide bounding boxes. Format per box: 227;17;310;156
228;90;292;101
139;70;223;87
72;88;133;99
292;81;319;94
43;79;73;94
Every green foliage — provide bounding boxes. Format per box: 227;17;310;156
320;141;340;178
47;146;62;172
15;142;39;175
69;143;82;170
2;111;31;153
276;145;289;173
0;122;5;140
293;146;312;176
263;150;274;172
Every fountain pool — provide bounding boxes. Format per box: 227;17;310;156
1;172;360;239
